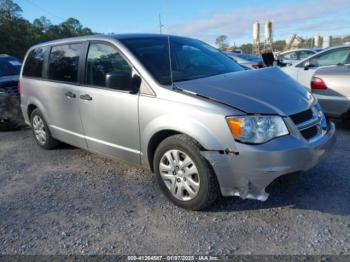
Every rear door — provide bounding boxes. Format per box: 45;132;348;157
78;41;141;163
44;43;87;148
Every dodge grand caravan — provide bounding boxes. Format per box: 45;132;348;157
20;34;335;210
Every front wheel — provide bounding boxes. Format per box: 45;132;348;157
30;109;59;149
154;134;220;210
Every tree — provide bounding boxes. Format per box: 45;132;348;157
0;0;22;21
33;16;52;33
272;40;286;52
239;43;253;54
215;35;229;50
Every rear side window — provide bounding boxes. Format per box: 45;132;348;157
48;43;82;83
23;47;47;78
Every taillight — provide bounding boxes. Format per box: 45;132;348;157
311;77;328;89
18;80;21;95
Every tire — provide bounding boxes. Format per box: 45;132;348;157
30;109;59;149
153;134;220;210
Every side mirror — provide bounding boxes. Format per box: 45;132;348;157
105;71;141;93
304;61;311;70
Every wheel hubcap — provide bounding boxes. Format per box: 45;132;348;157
32;115;46;145
159;149;200;201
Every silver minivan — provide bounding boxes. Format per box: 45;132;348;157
20;34;335;210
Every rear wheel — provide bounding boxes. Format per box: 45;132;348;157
154;134;220;210
30;109;59;149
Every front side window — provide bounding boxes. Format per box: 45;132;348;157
120;36;243;85
311;48;350;67
86;43;132;89
48;43;82;83
298;48;350;68
22;47;47;78
280;51;297;60
298;50;314;60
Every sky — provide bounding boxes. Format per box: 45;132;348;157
14;0;350;46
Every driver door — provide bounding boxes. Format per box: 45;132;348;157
78;41;141;163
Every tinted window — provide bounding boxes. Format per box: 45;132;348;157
298;48;350;68
48;43;82;83
86;43;131;88
298;50;314;60
280;51;297;60
120;36;242;85
23;47;47;77
312;48;350;67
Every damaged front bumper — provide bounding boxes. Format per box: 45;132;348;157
201;122;336;201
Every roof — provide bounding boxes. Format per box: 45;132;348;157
29;33;181;50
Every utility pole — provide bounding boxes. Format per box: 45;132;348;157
159;14;164;34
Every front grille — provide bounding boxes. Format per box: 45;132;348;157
290;107;321;141
290;109;313;125
300;125;318;140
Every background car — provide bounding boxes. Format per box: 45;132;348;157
311;65;350;120
224;52;265;69
276;48;322;66
282;45;350;88
0;54;23;131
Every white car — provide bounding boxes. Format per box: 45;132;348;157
276;48;322;66
282;45;350;88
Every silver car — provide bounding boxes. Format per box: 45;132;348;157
20;34;335;210
276;48;322;66
311;65;350;119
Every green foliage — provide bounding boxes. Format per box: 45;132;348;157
239;44;253;54
215;35;229;50
0;0;93;59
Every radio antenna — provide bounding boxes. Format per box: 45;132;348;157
159;14;164;34
167;35;175;89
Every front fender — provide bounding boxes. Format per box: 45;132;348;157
143;114;224;151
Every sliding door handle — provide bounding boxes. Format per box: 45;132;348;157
80;94;93;101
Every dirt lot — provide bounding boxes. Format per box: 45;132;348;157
0;121;349;255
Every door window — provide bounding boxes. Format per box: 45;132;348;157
298;50;314;60
299;48;350;68
48;43;82;83
23;47;48;78
279;51;297;61
86;43;132;89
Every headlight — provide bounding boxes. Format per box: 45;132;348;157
226;115;289;144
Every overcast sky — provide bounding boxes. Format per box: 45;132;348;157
15;0;350;45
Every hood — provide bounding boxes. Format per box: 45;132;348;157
175;67;314;116
0;75;19;88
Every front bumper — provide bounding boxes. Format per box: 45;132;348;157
0;88;22;124
201;122;336;201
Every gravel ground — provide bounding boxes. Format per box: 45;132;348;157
0;121;349;255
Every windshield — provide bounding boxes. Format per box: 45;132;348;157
120;36;243;85
0;57;22;77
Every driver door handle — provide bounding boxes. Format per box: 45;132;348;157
80;94;93;101
65;91;76;99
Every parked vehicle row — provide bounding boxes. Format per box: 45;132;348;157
276;48;322;66
282;44;350;87
224;51;265;69
0;54;23;131
19;34;335;210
